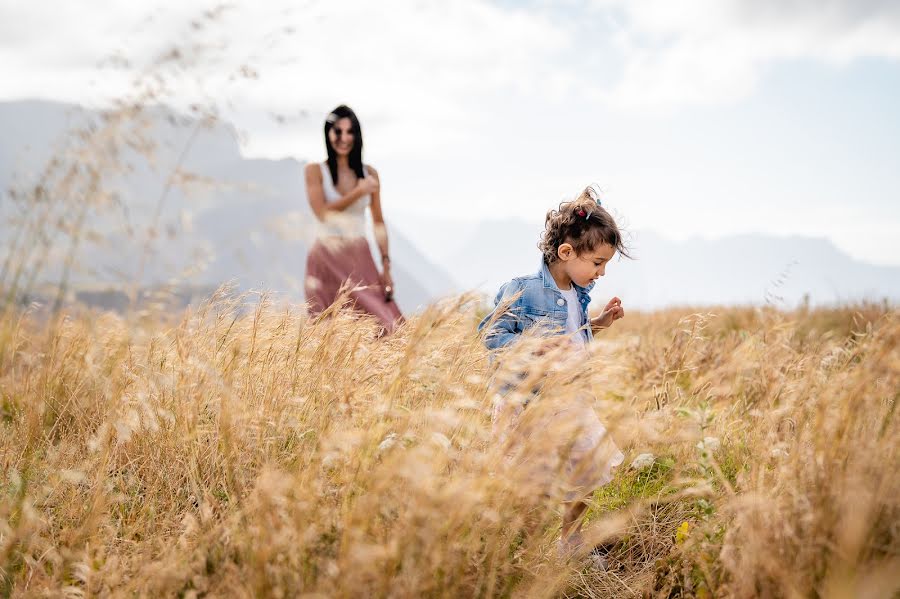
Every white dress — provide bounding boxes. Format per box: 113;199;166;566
493;381;624;502
492;299;624;501
315;162;371;239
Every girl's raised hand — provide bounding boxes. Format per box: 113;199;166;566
595;296;624;329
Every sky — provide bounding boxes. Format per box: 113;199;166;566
2;0;899;266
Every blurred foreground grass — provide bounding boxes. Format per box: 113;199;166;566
1;296;897;597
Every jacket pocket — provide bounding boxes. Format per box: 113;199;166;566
521;308;564;332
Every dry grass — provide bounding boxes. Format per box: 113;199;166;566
1;295;897;598
4;8;895;597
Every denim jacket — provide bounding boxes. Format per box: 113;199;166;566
479;259;595;351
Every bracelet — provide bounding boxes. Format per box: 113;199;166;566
381;255;391;264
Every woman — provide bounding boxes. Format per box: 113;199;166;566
304;105;403;334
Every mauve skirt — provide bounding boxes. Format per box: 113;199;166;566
304;236;403;334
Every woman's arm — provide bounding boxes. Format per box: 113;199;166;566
366;166;395;298
305;163;375;220
367;166;390;265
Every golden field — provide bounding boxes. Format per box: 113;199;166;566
0;295;897;598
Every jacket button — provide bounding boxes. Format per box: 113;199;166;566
557;298;565;306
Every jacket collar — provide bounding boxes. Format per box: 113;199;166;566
539;259;596;295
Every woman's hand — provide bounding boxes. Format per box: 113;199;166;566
593;296;624;329
356;174;379;197
381;267;395;301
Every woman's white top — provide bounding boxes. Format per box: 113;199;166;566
317;162;371;238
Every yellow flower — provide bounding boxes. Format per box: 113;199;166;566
675;521;691;544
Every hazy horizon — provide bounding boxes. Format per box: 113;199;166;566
4;96;898;312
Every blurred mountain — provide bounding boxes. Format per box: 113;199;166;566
3;99;897;313
424;217;900;309
0;99;457;314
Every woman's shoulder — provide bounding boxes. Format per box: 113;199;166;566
305;162;324;179
364;164;379;179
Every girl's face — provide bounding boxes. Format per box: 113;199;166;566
558;242;616;288
328;117;355;156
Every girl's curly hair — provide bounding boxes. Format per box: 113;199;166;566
539;186;630;264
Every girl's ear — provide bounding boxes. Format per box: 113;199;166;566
557;243;575;261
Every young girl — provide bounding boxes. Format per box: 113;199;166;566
478;186;628;561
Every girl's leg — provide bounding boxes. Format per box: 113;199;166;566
560;500;612;569
561;500;589;540
557;500;590;558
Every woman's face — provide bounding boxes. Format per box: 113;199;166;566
328;117;355;156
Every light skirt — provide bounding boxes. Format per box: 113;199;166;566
493;392;624;502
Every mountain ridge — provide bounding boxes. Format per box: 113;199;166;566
0;99;457;314
2;99;897;312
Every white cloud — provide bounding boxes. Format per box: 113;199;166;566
593;0;900;110
1;0;898;267
0;0;573;158
9;0;898;141
4;0;899;132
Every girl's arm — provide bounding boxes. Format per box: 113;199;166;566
479;280;525;350
305;163;375;220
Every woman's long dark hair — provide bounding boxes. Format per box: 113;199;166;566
324;104;365;186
